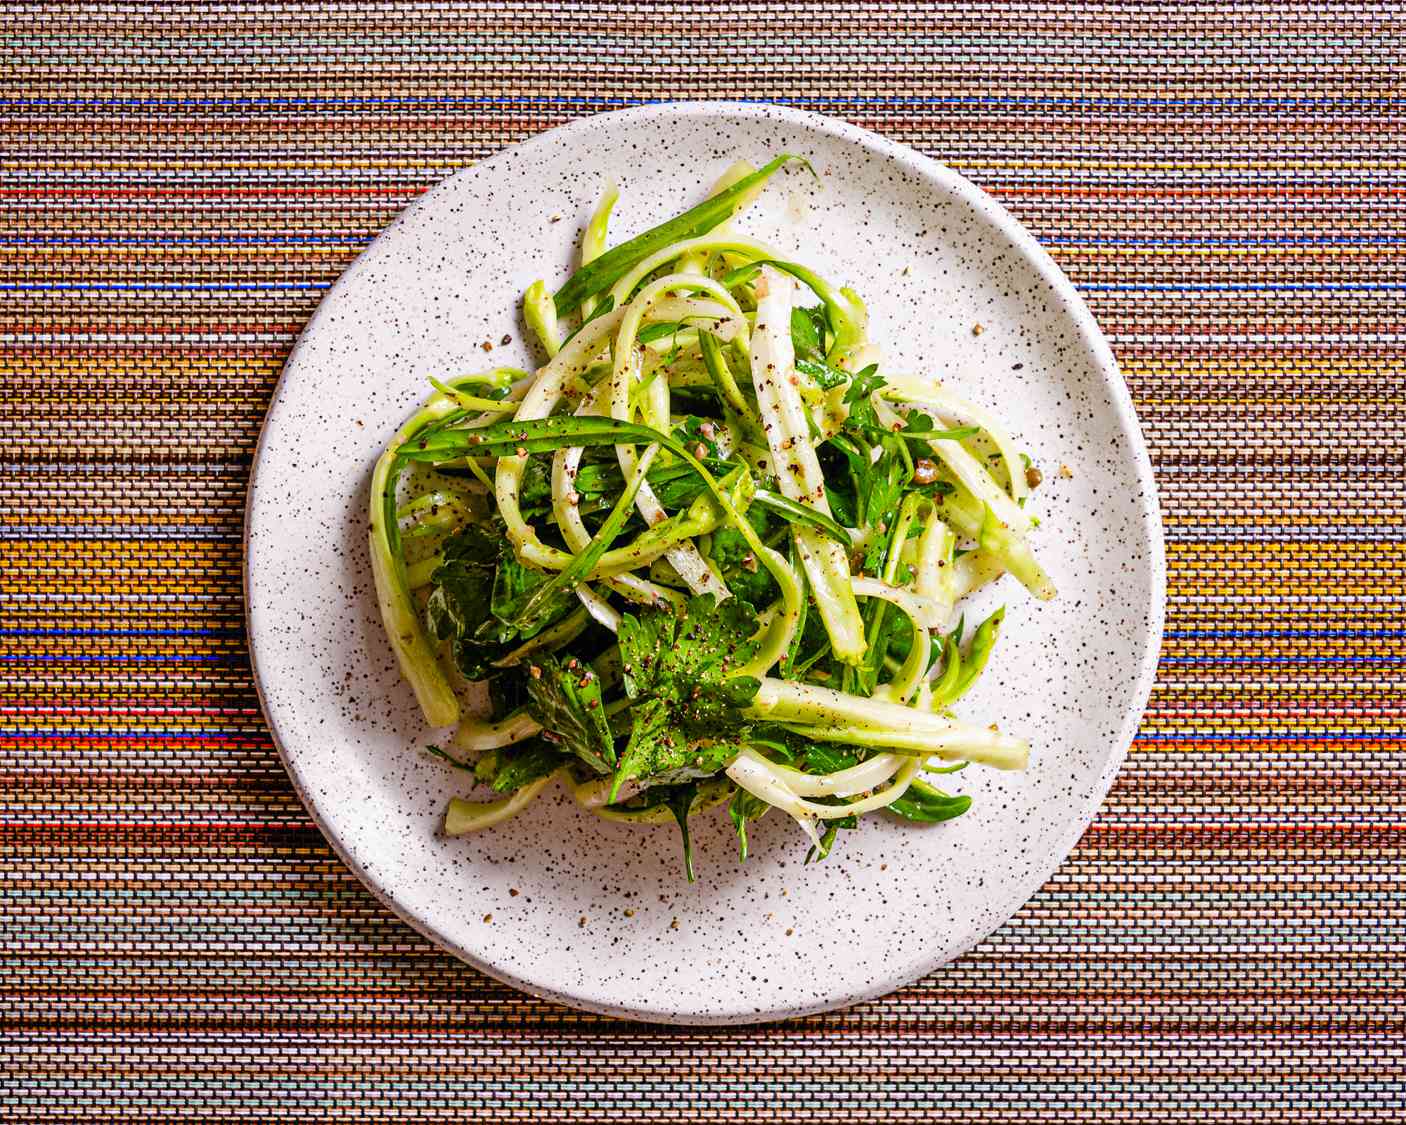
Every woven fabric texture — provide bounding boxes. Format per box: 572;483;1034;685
3;3;1403;1121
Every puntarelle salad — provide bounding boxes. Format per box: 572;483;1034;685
370;155;1056;880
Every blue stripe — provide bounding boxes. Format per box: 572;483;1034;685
1164;628;1405;639
2;281;331;292
7;94;1404;109
0;234;370;247
1158;655;1405;664
0;627;243;639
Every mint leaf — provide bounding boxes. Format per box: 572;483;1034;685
525;654;615;774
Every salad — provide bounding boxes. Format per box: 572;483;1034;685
369;155;1056;879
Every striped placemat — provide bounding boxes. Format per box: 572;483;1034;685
3;4;1402;1120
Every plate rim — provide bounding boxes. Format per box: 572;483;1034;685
244;99;1167;1024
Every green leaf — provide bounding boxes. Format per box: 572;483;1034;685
796;356;849;390
488;551;578;641
425;525;525;679
887;778;973;823
791;305;850;389
525;654;616;774
841;364;887;441
708;507;777;608
618;595;762;728
791;304;826;362
488;739;572;793
552;154;802;315
610;596;763;796
613;698;746;797
728;788;770;862
802;743;862;774
664;783;700;883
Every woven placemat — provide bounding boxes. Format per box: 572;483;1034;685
3;4;1403;1120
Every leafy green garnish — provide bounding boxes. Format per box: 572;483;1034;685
618;595;761;728
489;550;580;641
841;364;887;440
801;743;862;774
610;595;763;798
708;507;777;607
614;698;746;793
484;739;572;793
426;523;580;680
665;783;700;883
425;527;502;679
728;788;770;862
887;778;972;823
525;654;615;774
791;305;848;388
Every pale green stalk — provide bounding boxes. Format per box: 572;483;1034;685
523;279;561;357
580;181;619;318
750;267;865;663
444;772;557;834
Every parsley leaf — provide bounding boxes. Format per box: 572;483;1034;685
524;654;615;774
614;698;749;796
618;595;761;729
611;595;763;796
840;364;887;441
791;305;849;389
427;522;582;682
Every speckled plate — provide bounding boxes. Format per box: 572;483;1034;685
245;102;1164;1024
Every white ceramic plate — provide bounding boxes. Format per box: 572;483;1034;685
245;102;1164;1024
